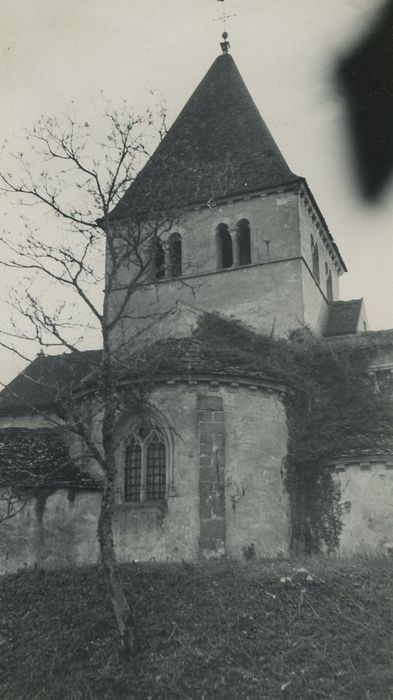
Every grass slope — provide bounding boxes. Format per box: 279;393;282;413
1;558;393;699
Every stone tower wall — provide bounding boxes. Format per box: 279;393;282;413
107;190;308;345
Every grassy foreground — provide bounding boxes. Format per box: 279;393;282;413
1;557;393;699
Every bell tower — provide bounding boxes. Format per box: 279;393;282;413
107;36;347;348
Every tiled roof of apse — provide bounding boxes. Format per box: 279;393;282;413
0;331;286;413
110;52;300;219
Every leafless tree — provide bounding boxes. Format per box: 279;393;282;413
0;103;199;656
0;92;238;654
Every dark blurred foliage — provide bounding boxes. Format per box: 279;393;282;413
338;0;393;200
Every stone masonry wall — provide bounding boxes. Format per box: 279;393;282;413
336;460;393;553
113;384;200;563
298;195;341;302
223;385;289;558
108;190;307;346
0;489;101;574
0;380;289;573
301;262;330;336
111;191;301;287
110;258;305;351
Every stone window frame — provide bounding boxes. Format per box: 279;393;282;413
152;237;166;280
124;426;167;503
167;232;182;278
114;411;175;506
234;218;252;266
215;222;233;270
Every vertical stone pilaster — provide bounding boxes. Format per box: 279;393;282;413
197;394;226;558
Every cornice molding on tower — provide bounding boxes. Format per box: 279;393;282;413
298;180;347;274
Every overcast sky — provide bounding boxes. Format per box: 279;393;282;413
0;0;392;383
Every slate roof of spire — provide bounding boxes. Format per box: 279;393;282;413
110;53;300;219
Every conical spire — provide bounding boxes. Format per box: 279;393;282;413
111;53;299;219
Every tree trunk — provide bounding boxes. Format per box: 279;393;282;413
97;490;135;656
98;337;135;657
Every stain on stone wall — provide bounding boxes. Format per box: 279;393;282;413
197;394;226;559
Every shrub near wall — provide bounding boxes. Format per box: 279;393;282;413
190;316;393;554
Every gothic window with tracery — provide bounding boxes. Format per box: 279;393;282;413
216;223;233;270
124;424;167;502
236;219;251;266
168;232;182;278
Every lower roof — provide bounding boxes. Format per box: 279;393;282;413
324;300;364;337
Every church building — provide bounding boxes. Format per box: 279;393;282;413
0;37;392;573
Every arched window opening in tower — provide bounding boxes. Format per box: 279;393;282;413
326;270;333;302
124;424;166;502
168;232;182;278
216;223;233;270
236;219;251;266
153;238;166;280
311;235;320;283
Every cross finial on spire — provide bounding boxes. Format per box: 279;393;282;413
213;0;236;53
220;31;230;55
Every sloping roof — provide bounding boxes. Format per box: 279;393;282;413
1;333;286;413
110;52;300;219
110;336;286;389
0;350;101;416
324;300;364;337
333;447;393;462
0;427;99;489
324;327;393;351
